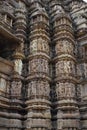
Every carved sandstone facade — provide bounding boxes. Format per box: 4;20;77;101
0;0;87;130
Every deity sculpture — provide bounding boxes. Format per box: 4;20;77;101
30;39;37;54
14;59;23;75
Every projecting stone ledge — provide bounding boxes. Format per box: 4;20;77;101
0;57;14;75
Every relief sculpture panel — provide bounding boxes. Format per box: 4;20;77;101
56;82;75;98
14;59;23;75
28;80;50;99
55;40;74;55
11;80;22;97
30;38;49;54
29;58;49;74
0;0;86;130
56;60;75;76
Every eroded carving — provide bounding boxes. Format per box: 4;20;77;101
56;82;75;98
30;38;49;54
29;58;49;74
11;80;22;97
28;80;50;98
56;60;75;76
0;78;7;92
14;59;23;75
55;40;74;55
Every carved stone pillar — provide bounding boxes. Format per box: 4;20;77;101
67;1;87;129
25;1;51;130
9;1;27;130
49;1;80;129
76;28;87;130
14;0;27;40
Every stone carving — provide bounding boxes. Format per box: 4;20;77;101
9;119;22;127
56;60;75;76
0;0;87;130
30;38;49;54
83;63;87;77
29;58;49;74
57;110;63;129
0;78;7;92
46;119;52;129
76;85;81;98
74;14;87;29
11;81;22;97
54;5;64;14
0;1;14;15
44;109;51;118
80;84;87;100
43;82;50;97
18;0;26;10
56;61;64;75
77;64;82;77
28;80;50;98
6;81;10;94
25;118;32;128
14;59;23;75
30;39;37;54
42;39;49;54
71;1;87;29
55;40;74;55
56;82;75;98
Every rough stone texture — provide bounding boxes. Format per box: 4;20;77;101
0;0;87;130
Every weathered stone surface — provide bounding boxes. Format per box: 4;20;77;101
0;0;87;130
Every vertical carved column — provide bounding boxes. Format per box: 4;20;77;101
11;0;27;96
9;1;27;130
69;1;87;129
49;0;80;130
25;1;51;130
12;0;27;98
13;0;27;75
76;23;87;130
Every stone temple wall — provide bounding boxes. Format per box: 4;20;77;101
0;0;87;130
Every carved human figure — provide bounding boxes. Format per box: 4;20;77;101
56;61;64;75
43;40;49;54
56;40;74;55
84;63;87;77
56;83;64;98
38;38;43;50
45;109;51;118
6;81;10;94
60;83;65;96
30;39;37;54
43;60;48;73
11;81;22;96
65;83;72;97
43;81;50;97
39;81;44;96
30;59;37;73
0;78;6;92
32;81;36;96
64;61;71;74
14;59;22;75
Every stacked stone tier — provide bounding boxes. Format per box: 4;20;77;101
14;3;27;40
25;2;52;130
